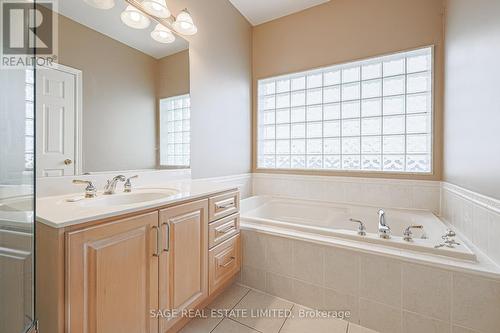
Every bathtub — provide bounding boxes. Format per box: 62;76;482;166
241;195;475;261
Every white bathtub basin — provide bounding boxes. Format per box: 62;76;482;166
241;195;475;261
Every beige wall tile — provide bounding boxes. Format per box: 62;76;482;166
452;273;500;332
359;298;402;333
412;186;440;214
360;255;401;307
265;235;294;277
323;288;359;323
402;263;451;321
324;246;359;296
241;266;266;291
242;231;267;270
489;212;500;265
291;279;324;310
265;272;294;301
402;311;450;333
292;240;324;286
472;205;490;254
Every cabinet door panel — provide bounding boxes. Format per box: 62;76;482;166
66;212;159;333
159;200;208;332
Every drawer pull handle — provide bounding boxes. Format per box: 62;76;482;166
216;201;234;209
216;225;236;236
219;256;236;268
152;226;161;257
163;222;170;252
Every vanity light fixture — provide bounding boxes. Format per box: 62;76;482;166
83;0;198;42
142;0;171;18
121;5;151;29
151;24;175;44
83;0;115;10
172;9;197;36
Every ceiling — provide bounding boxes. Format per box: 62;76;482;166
57;0;188;59
229;0;330;26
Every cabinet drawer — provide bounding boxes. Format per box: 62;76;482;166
209;234;241;295
209;213;239;249
208;191;240;222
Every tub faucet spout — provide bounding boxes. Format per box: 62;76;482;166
378;209;391;239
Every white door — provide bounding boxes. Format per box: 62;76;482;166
36;66;79;177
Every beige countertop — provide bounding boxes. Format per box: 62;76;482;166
36;179;237;228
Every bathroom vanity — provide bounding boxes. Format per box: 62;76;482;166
36;183;240;333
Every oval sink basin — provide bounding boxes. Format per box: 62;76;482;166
78;189;179;208
0;196;33;212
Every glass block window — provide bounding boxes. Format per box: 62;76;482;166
25;68;34;171
159;94;190;167
257;47;433;173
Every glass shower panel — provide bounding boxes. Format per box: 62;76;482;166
0;66;35;332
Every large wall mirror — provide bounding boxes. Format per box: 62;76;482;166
36;0;190;177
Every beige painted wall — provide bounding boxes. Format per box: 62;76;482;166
165;0;253;178
252;0;445;180
157;50;190;99
58;15;158;173
443;0;500;199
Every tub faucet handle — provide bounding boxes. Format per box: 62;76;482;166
349;218;367;236
403;225;424;242
442;229;456;239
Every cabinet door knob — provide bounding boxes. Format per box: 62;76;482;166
64;159;73;165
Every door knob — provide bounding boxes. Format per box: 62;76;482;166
64;159;73;165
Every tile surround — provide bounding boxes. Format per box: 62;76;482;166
241;229;500;333
441;182;500;267
252;173;441;213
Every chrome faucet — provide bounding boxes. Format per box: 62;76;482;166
124;175;138;193
350;218;367;236
378;209;391;239
73;179;97;198
403;225;424;242
103;175;126;195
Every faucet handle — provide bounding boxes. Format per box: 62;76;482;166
349;218;367;236
124;175;139;193
403;225;424;242
73;179;97;198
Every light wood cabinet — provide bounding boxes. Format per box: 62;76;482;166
159;200;208;332
37;190;240;333
209;234;241;295
66;211;159;333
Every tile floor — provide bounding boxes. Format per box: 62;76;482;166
180;284;378;333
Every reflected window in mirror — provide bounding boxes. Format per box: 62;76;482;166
25;69;35;171
159;94;191;168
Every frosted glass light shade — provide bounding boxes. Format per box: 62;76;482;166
142;0;171;18
121;5;150;29
83;0;115;10
151;24;175;44
172;10;197;35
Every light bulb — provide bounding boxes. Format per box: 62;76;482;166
142;0;171;18
151;24;175;44
121;5;150;29
172;9;197;35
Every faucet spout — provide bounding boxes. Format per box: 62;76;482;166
103;175;126;195
378;209;391;239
